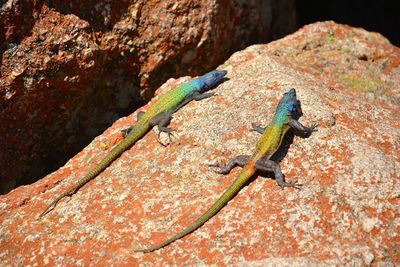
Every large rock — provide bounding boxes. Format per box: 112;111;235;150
1;21;399;265
0;0;297;193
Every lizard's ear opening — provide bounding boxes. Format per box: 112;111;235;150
291;100;303;120
288;103;297;113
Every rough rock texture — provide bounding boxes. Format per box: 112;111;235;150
0;0;297;193
1;21;399;265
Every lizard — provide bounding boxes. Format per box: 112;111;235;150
135;88;317;253
38;70;227;218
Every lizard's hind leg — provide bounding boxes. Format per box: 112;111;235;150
149;112;174;145
254;157;302;189
121;112;146;137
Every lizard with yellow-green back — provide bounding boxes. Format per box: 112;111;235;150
135;88;317;252
39;70;227;218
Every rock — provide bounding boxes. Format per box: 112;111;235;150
0;0;297;193
1;21;399;265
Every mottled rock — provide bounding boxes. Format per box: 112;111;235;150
1;21;399;265
0;0;297;193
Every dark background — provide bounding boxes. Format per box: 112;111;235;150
296;0;399;46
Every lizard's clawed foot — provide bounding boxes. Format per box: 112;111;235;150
206;92;217;97
309;123;319;133
278;181;302;190
207;162;222;173
207;162;230;174
156;127;176;146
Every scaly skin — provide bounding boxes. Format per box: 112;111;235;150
135;88;317;253
39;70;227;218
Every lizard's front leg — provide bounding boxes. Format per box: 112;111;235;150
289;119;318;136
170;91;215;114
251;123;266;134
192;91;215;101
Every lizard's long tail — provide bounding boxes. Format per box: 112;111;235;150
135;162;256;253
38;123;150;218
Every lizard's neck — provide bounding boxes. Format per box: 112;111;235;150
272;110;289;126
183;79;202;93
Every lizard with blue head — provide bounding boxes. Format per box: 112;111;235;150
39;70;227;218
135;88;317;253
